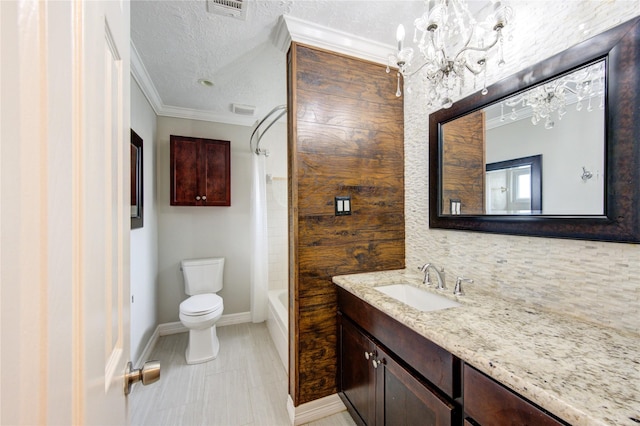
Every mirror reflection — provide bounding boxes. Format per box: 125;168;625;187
131;129;143;229
440;59;606;216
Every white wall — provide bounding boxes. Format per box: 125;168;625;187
405;1;640;335
487;104;605;214
156;117;253;323
130;78;159;362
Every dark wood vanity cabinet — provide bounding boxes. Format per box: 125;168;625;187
337;288;459;426
463;364;567;426
340;316;377;426
170;135;230;206
337;286;571;426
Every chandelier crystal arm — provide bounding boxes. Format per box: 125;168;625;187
453;29;502;63
387;0;513;107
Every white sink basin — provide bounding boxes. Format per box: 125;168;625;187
374;284;461;312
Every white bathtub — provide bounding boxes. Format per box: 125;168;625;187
267;289;288;371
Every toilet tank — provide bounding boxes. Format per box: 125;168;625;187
181;257;224;295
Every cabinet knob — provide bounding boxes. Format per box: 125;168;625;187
364;351;374;360
201;195;206;200
196;196;201;201
372;358;385;369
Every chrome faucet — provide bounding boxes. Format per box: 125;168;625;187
418;263;446;290
418;263;431;285
454;277;474;296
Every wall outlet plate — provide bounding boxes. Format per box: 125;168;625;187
335;196;352;216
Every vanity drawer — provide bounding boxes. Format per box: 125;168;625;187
463;364;567;426
337;287;458;398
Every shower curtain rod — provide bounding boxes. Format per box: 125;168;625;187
250;104;287;156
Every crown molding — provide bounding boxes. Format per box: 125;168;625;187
133;17;395;127
272;15;292;53
131;41;258;127
160;105;258;127
274;15;395;65
130;41;162;115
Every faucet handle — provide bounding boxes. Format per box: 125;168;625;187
454;277;473;296
418;263;431;285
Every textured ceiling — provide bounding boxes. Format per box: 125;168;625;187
130;1;639;126
130;0;428;123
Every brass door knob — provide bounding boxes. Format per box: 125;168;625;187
124;360;161;395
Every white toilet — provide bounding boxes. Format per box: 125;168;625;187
179;257;225;364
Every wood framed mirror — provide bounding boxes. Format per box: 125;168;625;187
429;17;640;242
131;129;143;229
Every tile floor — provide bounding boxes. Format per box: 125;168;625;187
130;322;355;426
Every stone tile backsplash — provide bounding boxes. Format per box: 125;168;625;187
404;1;640;336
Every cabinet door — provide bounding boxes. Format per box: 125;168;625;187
378;346;455;426
463;364;566;426
170;135;200;206
170;136;231;206
339;317;376;426
201;139;231;206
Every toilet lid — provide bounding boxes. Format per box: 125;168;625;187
180;294;223;315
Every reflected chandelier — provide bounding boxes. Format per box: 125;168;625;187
499;61;606;130
387;0;513;109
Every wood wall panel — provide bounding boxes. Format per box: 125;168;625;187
296;90;402;132
296;125;403;160
295;45;400;104
289;44;405;405
441;110;486;214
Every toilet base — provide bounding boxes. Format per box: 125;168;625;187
185;325;220;364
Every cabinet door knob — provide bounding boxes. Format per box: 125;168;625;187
196;196;201;201
364;351;374;360
372;358;385;369
201;195;207;200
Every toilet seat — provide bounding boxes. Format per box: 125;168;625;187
180;294;223;316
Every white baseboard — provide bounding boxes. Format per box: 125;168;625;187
218;311;252;327
134;326;161;367
286;394;347;426
136;312;252;365
157;321;186;336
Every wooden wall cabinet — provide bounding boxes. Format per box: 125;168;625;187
337;288;458;426
170;135;230;206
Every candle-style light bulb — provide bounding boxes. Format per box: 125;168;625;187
396;24;405;51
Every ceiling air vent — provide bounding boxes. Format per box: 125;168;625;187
207;0;247;21
232;103;256;116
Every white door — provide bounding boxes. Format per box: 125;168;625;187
1;0;132;424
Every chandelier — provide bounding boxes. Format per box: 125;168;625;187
387;0;513;109
498;60;606;130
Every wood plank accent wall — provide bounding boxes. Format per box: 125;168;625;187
441;110;486;215
287;43;405;406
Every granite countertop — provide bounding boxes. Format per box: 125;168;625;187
333;269;640;426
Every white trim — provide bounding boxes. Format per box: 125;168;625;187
157;321;186;336
272;15;293;54
286;394;347;426
137;311;253;362
280;15;395;66
133;18;394;126
130;41;162;116
130;41;257;127
218;311;252;326
134;327;160;367
159;105;257;127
